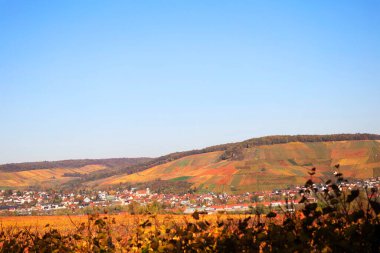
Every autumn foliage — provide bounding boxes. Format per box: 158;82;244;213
1;167;379;252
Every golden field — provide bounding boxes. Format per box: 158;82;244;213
0;213;244;233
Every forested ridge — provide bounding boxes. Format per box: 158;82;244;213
0;158;152;172
220;133;380;160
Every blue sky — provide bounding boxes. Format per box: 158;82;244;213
0;1;379;163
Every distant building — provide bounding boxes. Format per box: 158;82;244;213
136;188;150;197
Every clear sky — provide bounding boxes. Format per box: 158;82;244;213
0;1;379;164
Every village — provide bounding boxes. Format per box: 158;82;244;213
1;177;379;216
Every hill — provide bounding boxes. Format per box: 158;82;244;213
94;139;380;193
1;134;380;191
0;158;151;188
81;133;380;182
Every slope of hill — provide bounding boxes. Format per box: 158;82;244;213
82;133;380;182
95;140;380;193
0;158;151;188
0;165;106;188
